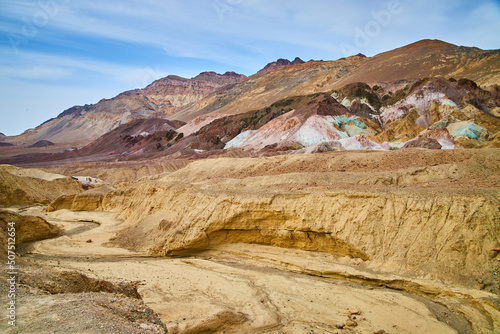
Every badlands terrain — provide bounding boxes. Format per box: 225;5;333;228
0;39;499;333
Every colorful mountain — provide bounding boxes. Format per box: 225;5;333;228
6;72;245;145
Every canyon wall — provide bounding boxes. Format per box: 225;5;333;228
100;150;500;289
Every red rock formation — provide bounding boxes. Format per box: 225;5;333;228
257;57;305;74
298;95;351;117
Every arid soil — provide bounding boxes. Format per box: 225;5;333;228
0;148;499;333
0;209;165;334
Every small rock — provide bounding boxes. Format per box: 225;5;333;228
349;309;361;315
86;239;92;243
346;320;358;327
335;324;344;329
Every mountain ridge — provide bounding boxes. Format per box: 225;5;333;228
3;39;500;150
8;71;246;145
257;57;306;74
169;39;500;124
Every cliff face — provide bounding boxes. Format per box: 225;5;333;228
100;149;500;291
142;72;246;109
0;210;61;258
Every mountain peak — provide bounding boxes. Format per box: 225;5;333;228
192;71;246;84
400;39;456;50
258;57;305;74
291;57;305;65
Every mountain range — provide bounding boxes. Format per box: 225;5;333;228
1;39;499;165
7;71;246;145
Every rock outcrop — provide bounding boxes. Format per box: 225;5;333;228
0;210;61;254
257;57;305;74
192;71;247;85
141;72;245;109
45;185;113;212
29;140;54;148
0;165;85;206
402;137;442;149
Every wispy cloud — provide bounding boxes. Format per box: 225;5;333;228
0;47;158;85
0;65;73;80
0;0;499;135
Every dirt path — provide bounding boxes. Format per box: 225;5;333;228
19;206;144;257
12;207;499;333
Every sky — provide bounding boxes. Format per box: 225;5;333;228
0;0;499;136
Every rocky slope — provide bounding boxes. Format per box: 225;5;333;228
166;77;499;155
0;118;188;165
1;39;499;167
141;71;246;109
171;40;500;123
6;72;245;145
224;94;381;151
4;39;498;153
168;56;364;122
336;39;500;88
2;76;498;167
68;118;182;159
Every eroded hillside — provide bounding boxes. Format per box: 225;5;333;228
1;38;500;334
98;149;499;289
1;148;499;333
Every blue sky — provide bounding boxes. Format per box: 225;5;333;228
0;0;499;136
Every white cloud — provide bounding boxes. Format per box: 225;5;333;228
0;47;167;86
0;65;73;80
1;0;500;136
2;0;500;61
